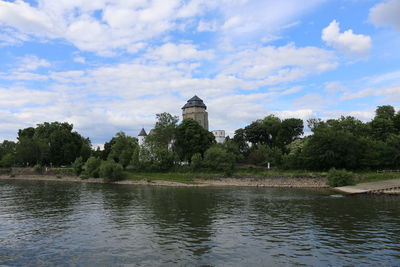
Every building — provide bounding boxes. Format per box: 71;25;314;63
212;130;226;144
182;95;209;130
138;128;147;146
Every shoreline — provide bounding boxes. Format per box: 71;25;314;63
0;174;329;188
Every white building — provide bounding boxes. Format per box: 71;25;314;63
212;130;225;144
138;128;147;146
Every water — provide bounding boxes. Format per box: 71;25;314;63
1;179;400;266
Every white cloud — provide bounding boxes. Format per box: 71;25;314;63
0;0;54;35
369;0;400;30
341;84;400;101
322;20;372;56
197;20;218;32
146;43;214;62
17;55;51;71
221;43;338;83
0;0;327;55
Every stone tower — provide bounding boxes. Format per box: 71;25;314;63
182;95;209;130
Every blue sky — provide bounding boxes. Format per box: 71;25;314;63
0;0;399;146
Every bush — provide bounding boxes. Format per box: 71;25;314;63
190;153;203;171
83;157;101;178
33;164;43;174
72;157;84;176
203;145;235;176
0;153;14;168
327;168;355;187
99;161;124;182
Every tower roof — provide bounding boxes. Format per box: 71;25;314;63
182;95;207;109
138;128;147;136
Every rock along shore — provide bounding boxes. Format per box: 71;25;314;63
0;175;329;188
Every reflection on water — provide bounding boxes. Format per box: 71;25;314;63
1;180;400;266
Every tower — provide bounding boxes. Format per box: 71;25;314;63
138;128;147;146
182;95;209;130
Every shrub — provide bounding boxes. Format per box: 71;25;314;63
327;168;355;187
190;153;203;171
83;157;102;178
99;161;124;182
72;157;84;176
80;173;89;180
33;164;43;174
0;153;14;168
203;145;235;176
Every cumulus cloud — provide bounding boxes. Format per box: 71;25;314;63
221;43;338;83
0;0;327;55
369;0;400;30
322;20;372;56
17;55;51;71
146;43;214;62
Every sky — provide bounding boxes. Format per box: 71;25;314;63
0;0;400;146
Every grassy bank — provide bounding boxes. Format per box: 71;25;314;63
355;172;400;184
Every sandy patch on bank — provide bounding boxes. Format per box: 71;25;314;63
0;175;328;188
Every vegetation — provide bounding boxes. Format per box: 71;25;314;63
0;105;399;186
99;161;124;182
327;168;355;187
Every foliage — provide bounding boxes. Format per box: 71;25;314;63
72;156;84;176
190;153;203;171
33;164;43;174
151;112;179;148
174;118;215;161
15;122;91;166
0;153;14;168
99;160;124;182
327;168;355;187
203;145;236;176
107;132;138;168
83;156;102;178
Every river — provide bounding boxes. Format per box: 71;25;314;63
1;179;400;266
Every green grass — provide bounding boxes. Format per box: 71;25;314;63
123;171;225;184
355;172;400;184
123;168;328;184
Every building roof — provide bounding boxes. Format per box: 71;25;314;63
138;128;147;136
182;95;207;109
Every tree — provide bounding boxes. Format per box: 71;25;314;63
277;118;303;147
107;132;138;168
203;145;235;175
375;105;395;120
0;153;14;168
82;157;102;178
233;128;249;153
175;118;215;161
15;122;91;166
244;120;267;145
151;112;179;148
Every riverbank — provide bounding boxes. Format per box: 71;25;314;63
0;174;329;188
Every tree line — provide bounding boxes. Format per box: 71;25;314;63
1;105;399;178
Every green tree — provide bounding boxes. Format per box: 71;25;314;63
72;156;84;176
233;128;249;154
175;118;215;161
15;122;91;166
0;153;15;168
277;118;303;148
83;157;102;178
99;161;124;182
151;112;179;148
203;145;235;175
107;132;138;168
375;105;395;120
